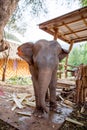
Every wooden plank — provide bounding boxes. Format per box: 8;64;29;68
42;27;71;43
39;7;87;28
64;28;87;35
53;27;58;40
39;7;87;44
57;81;75;89
63;22;79;38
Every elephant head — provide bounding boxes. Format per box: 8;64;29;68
17;39;69;117
17;39;68;65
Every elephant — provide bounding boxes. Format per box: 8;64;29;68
17;39;68;117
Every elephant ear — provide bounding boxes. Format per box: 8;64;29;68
17;42;34;65
50;40;62;54
58;48;69;61
49;40;69;61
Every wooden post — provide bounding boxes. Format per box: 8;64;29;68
76;65;87;104
53;27;58;40
65;41;74;78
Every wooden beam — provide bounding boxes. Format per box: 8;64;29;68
39;7;87;44
81;15;87;26
57;30;71;43
42;27;71;43
39;7;87;28
65;41;74;78
63;22;79;38
64;28;87;35
53;27;58;40
72;36;87;43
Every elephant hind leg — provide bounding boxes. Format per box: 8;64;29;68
49;68;57;111
45;90;49;101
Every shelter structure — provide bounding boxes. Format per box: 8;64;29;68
0;41;30;80
39;6;87;77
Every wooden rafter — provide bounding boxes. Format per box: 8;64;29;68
62;22;79;38
39;6;87;44
39;7;87;78
64;28;87;35
81;15;87;26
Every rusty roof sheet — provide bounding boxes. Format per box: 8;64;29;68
39;6;87;44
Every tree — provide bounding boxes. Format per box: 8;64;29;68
68;47;83;66
2;48;10;81
68;43;87;67
79;43;87;64
0;0;47;51
5;0;47;35
0;0;85;50
6;0;79;35
80;0;87;6
0;0;19;51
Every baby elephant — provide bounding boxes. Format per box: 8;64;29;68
17;39;68;117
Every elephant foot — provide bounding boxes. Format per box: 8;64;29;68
33;109;44;118
50;102;58;112
33;107;49;118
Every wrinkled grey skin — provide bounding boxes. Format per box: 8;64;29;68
17;39;68;117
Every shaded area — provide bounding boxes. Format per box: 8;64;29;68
60;104;87;130
0;119;18;130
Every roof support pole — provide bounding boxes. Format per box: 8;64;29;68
65;41;74;78
53;28;58;40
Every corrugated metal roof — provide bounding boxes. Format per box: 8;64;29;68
39;6;87;44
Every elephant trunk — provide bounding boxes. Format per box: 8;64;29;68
38;68;52;113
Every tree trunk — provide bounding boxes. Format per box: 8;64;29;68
2;57;8;81
0;0;19;51
2;48;10;81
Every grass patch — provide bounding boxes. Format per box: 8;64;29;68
6;76;32;85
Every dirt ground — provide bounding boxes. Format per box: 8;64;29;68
60;104;87;130
0;81;74;130
0;80;86;130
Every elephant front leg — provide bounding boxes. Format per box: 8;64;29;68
31;76;41;116
36;69;52;117
49;69;57;111
32;74;49;117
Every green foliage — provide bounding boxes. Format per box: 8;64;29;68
4;31;21;42
6;0;47;35
6;76;32;85
80;44;87;64
6;0;79;35
80;0;87;6
68;43;87;66
6;0;87;36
